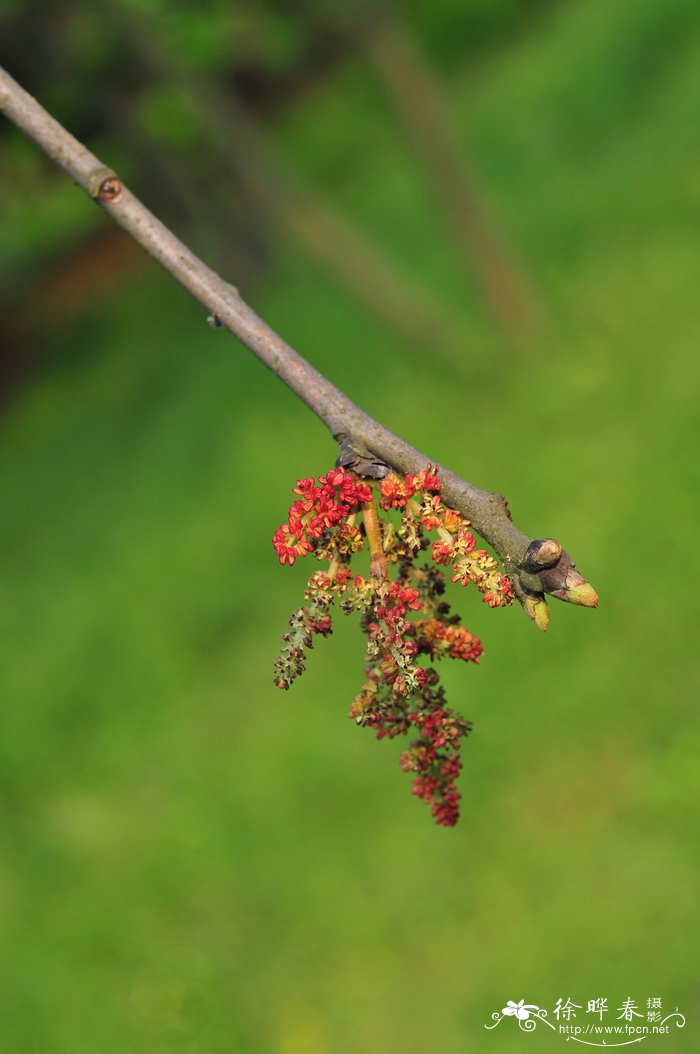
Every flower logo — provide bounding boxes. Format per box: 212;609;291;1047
502;999;539;1021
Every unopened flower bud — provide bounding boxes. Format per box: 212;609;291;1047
564;578;599;607
521;592;550;632
523;537;563;572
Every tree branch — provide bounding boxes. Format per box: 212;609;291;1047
0;64;597;624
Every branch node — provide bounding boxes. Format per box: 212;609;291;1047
95;174;122;202
335;434;391;479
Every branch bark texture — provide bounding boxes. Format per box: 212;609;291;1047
0;65;597;623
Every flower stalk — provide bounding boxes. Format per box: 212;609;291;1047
361;496;388;582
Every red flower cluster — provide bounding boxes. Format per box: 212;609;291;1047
375;582;421;625
272;468;372;565
378;466;441;510
432;533;473;564
410;617;484;664
431;525;513;608
403;723;464;827
482;577;513;608
272;463;513;828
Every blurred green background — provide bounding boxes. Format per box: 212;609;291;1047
1;0;699;1050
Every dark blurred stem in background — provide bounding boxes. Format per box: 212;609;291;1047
0;63;598;623
114;4;474;372
365;6;539;343
109;95;268;282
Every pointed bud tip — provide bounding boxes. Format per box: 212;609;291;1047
534;601;550;632
565;582;599;608
522;594;550;631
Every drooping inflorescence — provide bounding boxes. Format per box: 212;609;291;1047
272;465;513;827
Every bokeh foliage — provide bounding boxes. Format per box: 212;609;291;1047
1;0;699;1050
